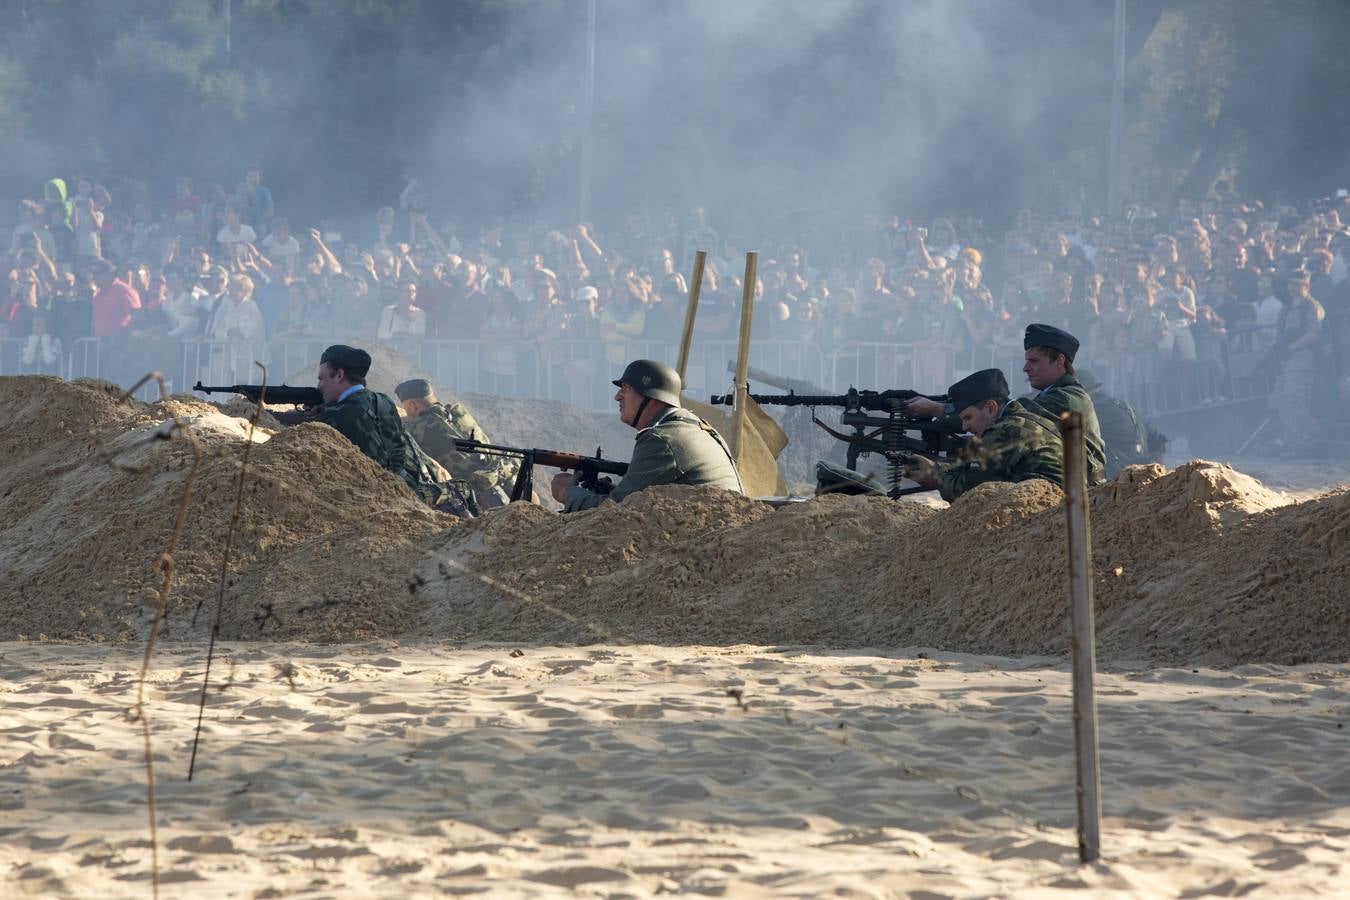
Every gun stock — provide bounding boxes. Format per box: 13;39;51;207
453;438;628;502
530;448;629;478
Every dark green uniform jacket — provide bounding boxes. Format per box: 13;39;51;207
1022;372;1106;481
563;407;744;512
1092;391;1152;478
404;402;513;500
317;387;438;503
938;399;1064;502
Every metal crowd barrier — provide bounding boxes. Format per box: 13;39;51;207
528;340;830;409
417;339;545;399
68;337;103;381
830;342;958;395
1;332;1283;438
176;338;260;390
261;336;341;386
0;338;65;377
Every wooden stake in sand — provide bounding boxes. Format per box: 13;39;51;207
675;249;707;394
1060;410;1102;864
731;252;758;459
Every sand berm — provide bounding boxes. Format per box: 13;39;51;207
2;374;1346;666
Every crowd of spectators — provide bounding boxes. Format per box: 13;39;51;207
3;168;1349;448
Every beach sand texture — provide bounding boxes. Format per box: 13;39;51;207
3;642;1347;897
2;373;1349;896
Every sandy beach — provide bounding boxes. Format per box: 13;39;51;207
2;641;1347;897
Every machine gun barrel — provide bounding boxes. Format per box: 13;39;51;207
709;388;948;410
709;391;847;406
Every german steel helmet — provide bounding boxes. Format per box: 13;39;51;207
612;359;682;406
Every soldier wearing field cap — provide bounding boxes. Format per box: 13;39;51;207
1020;322;1106;482
312;344;444;505
902;368;1064;501
551;358;744;511
394;377;514;509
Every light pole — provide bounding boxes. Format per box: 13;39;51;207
1107;0;1126;215
579;0;597;222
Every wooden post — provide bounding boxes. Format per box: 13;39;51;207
675;250;707;394
731;252;758;459
1060;410;1102;864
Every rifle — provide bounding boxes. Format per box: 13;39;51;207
453;438;629;503
194;381;323;408
708;386;963;497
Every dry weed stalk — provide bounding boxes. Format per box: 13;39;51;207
189;363;268;780
122;371;201;900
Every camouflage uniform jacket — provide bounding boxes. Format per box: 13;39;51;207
405;402;511;497
443;401;520;485
1022;372;1106;480
564;407;744;512
938;399;1064;502
317;387;439;503
1093;391;1152;478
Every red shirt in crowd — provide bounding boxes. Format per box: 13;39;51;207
164;193;202;222
92;278;142;337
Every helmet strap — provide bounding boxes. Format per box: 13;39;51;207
631;396;653;428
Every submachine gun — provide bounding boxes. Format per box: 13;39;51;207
708;386;965;497
453;438;628;503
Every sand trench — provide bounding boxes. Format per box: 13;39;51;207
2;374;1346;665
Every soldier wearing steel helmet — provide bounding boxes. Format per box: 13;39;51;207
550;359;744;511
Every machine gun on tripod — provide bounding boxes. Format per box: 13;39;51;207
708;386;965;497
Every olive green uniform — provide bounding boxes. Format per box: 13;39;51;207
1022;373;1106;480
404;401;515;502
938;399;1064;501
563;407;744;511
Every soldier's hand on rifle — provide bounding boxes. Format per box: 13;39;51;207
903;396;945;418
902;455;941;489
550;471;578;503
